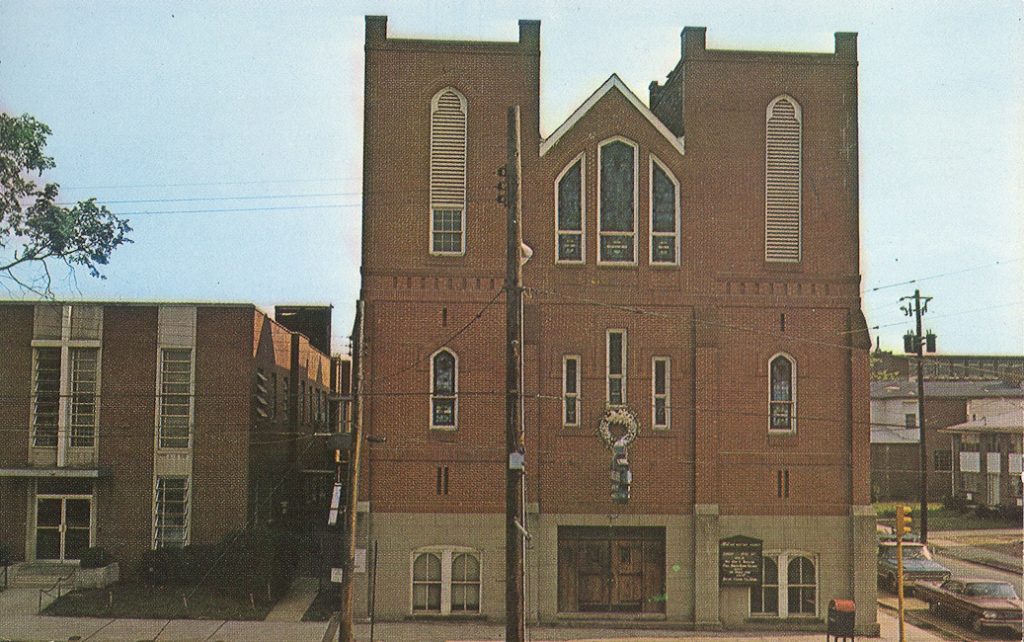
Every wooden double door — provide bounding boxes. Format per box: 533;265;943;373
557;527;665;613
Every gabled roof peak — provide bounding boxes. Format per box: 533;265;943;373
540;74;685;157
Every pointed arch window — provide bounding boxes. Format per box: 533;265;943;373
769;354;796;432
556;154;585;263
650;156;679;265
598;139;637;263
431;349;458;429
765;95;802;262
430;88;467;255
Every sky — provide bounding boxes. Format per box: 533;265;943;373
1;0;1021;356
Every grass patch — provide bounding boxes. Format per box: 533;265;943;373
874;502;1020;531
43;581;274;620
301;586;338;622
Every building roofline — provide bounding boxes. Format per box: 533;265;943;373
0;299;259;308
540;74;685;158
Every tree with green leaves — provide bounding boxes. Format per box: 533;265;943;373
0;113;131;294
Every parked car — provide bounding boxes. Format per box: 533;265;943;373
876;541;951;593
915;578;1023;635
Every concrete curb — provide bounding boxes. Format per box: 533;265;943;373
930;545;1023;575
322;611;339;642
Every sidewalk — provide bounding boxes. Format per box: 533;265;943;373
928;528;1024;574
0;585;331;642
0;614;331;641
344;609;940;642
264;575;320;622
0;612;942;642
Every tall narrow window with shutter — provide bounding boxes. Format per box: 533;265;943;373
765;95;802;262
430;88;467;255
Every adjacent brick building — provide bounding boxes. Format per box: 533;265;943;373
0;301;339;573
354;17;876;633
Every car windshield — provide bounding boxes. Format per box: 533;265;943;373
964;583;1019;599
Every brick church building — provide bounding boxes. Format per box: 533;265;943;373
354;16;876;634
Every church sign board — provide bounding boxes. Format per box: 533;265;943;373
719;535;762;586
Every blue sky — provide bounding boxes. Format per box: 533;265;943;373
1;1;1021;355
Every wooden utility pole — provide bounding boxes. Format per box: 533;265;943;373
504;105;526;642
338;300;365;642
901;289;932;543
914;292;928;544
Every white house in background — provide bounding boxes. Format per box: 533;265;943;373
942;398;1024;509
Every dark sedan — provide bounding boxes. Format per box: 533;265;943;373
915;578;1023;635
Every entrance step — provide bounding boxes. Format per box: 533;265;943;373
7;562;77;588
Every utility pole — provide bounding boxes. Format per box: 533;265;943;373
900;290;935;543
338;300;365;642
504;105;526;642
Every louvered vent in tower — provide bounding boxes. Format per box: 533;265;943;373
430;89;467;210
765;96;802;262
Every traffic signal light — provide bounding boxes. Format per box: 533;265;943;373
895;505;913;537
610;444;631;504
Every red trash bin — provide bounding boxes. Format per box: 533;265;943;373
828;598;856;641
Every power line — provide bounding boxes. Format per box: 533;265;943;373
861;258;1022;295
56;191;361;206
847;300;1024;334
114;203;359;216
59;176;361;191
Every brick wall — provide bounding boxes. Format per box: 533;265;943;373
359;19;869;522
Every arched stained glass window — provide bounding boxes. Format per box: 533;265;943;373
556;156;584;262
431;349;457;428
769;354;795;432
599;139;636;263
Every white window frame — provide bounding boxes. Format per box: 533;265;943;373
68;347;99;448
649;155;680;266
768;352;797;434
606;329;627;406
152;475;191;549
30;305;103;462
596;137;638;265
652;356;670;430
157;347;194;450
429;87;468;256
410;546;482;616
749;551;818;618
563;355;581;427
555;153;586;264
430;348;459;430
